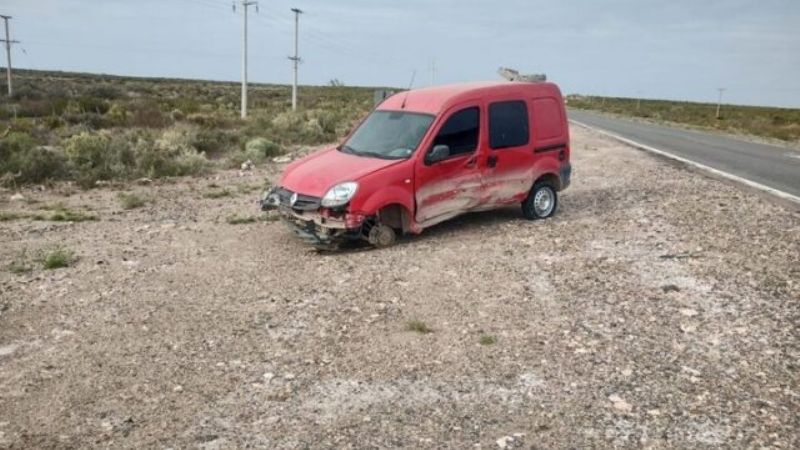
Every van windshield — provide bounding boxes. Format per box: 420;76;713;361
340;110;434;160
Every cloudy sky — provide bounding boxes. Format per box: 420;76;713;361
4;0;800;107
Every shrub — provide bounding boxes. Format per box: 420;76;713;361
203;188;232;199
106;102;129;125
87;84;122;100
12;146;68;184
194;129;239;156
0;132;68;185
129;103;169;128
479;335;497;345
226;215;257;225
170;109;186;122
244;137;282;163
0;211;24;221
42;248;75;270
135;125;208;178
48;209;97;222
271;110;304;133
64;132;128;187
406;320;433;334
117;192;147;209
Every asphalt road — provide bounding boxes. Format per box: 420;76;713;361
568;109;800;200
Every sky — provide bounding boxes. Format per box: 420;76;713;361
3;0;800;107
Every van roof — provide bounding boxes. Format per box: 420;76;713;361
377;81;562;115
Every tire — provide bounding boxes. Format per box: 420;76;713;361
367;223;397;248
522;181;558;220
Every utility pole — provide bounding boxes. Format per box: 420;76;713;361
288;8;303;111
716;88;726;119
234;1;258;119
1;15;20;97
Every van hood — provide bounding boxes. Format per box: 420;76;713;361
279;146;404;197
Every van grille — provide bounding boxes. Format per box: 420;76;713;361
275;187;322;211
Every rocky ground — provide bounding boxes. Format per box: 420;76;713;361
1;126;798;449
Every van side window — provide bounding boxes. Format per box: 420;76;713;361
431;107;480;157
489;100;529;149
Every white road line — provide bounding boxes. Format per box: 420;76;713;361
569;119;800;206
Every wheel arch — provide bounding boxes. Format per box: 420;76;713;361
533;171;562;191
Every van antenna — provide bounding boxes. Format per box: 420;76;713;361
400;69;416;109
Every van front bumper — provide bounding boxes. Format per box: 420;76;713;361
261;187;365;247
278;206;363;246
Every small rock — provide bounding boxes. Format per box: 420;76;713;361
283;373;295;380
173;385;183;392
9;193;25;202
273;155;291;163
661;284;680;293
496;436;514;448
609;394;633;412
241;160;255;171
679;308;698;317
0;344;18;357
262;372;275;382
681;366;702;377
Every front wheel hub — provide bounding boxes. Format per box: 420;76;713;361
367;223;396;248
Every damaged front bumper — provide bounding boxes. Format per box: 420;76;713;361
261;187;365;246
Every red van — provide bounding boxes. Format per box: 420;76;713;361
262;81;571;249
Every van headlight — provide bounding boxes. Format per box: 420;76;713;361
321;182;358;207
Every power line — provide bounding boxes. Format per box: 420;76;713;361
1;14;20;97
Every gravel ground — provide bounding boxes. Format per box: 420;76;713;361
1;126;799;449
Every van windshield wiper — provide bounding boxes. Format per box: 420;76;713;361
338;144;357;154
356;150;394;159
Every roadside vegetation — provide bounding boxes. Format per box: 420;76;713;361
41;248;76;270
406;320;433;334
117;192;148;210
0;69;377;188
567;95;800;143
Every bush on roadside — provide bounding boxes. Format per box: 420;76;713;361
64;131;134;187
135;126;209;178
0;132;68;185
193;129;239;156
244;137;282;163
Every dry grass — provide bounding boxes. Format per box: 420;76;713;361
568;95;800;142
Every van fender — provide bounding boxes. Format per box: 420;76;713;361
525;158;562;191
354;186;416;231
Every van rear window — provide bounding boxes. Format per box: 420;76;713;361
489;101;529;149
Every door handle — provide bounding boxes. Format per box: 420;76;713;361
487;155;498;168
465;156;477;168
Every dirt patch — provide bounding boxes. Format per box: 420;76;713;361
1;127;798;448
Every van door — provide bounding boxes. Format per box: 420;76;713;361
414;104;483;225
481;99;535;205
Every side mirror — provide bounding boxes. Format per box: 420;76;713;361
426;144;450;164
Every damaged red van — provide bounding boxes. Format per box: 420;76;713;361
262;81;571;249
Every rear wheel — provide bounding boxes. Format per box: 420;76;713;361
522;182;558;220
